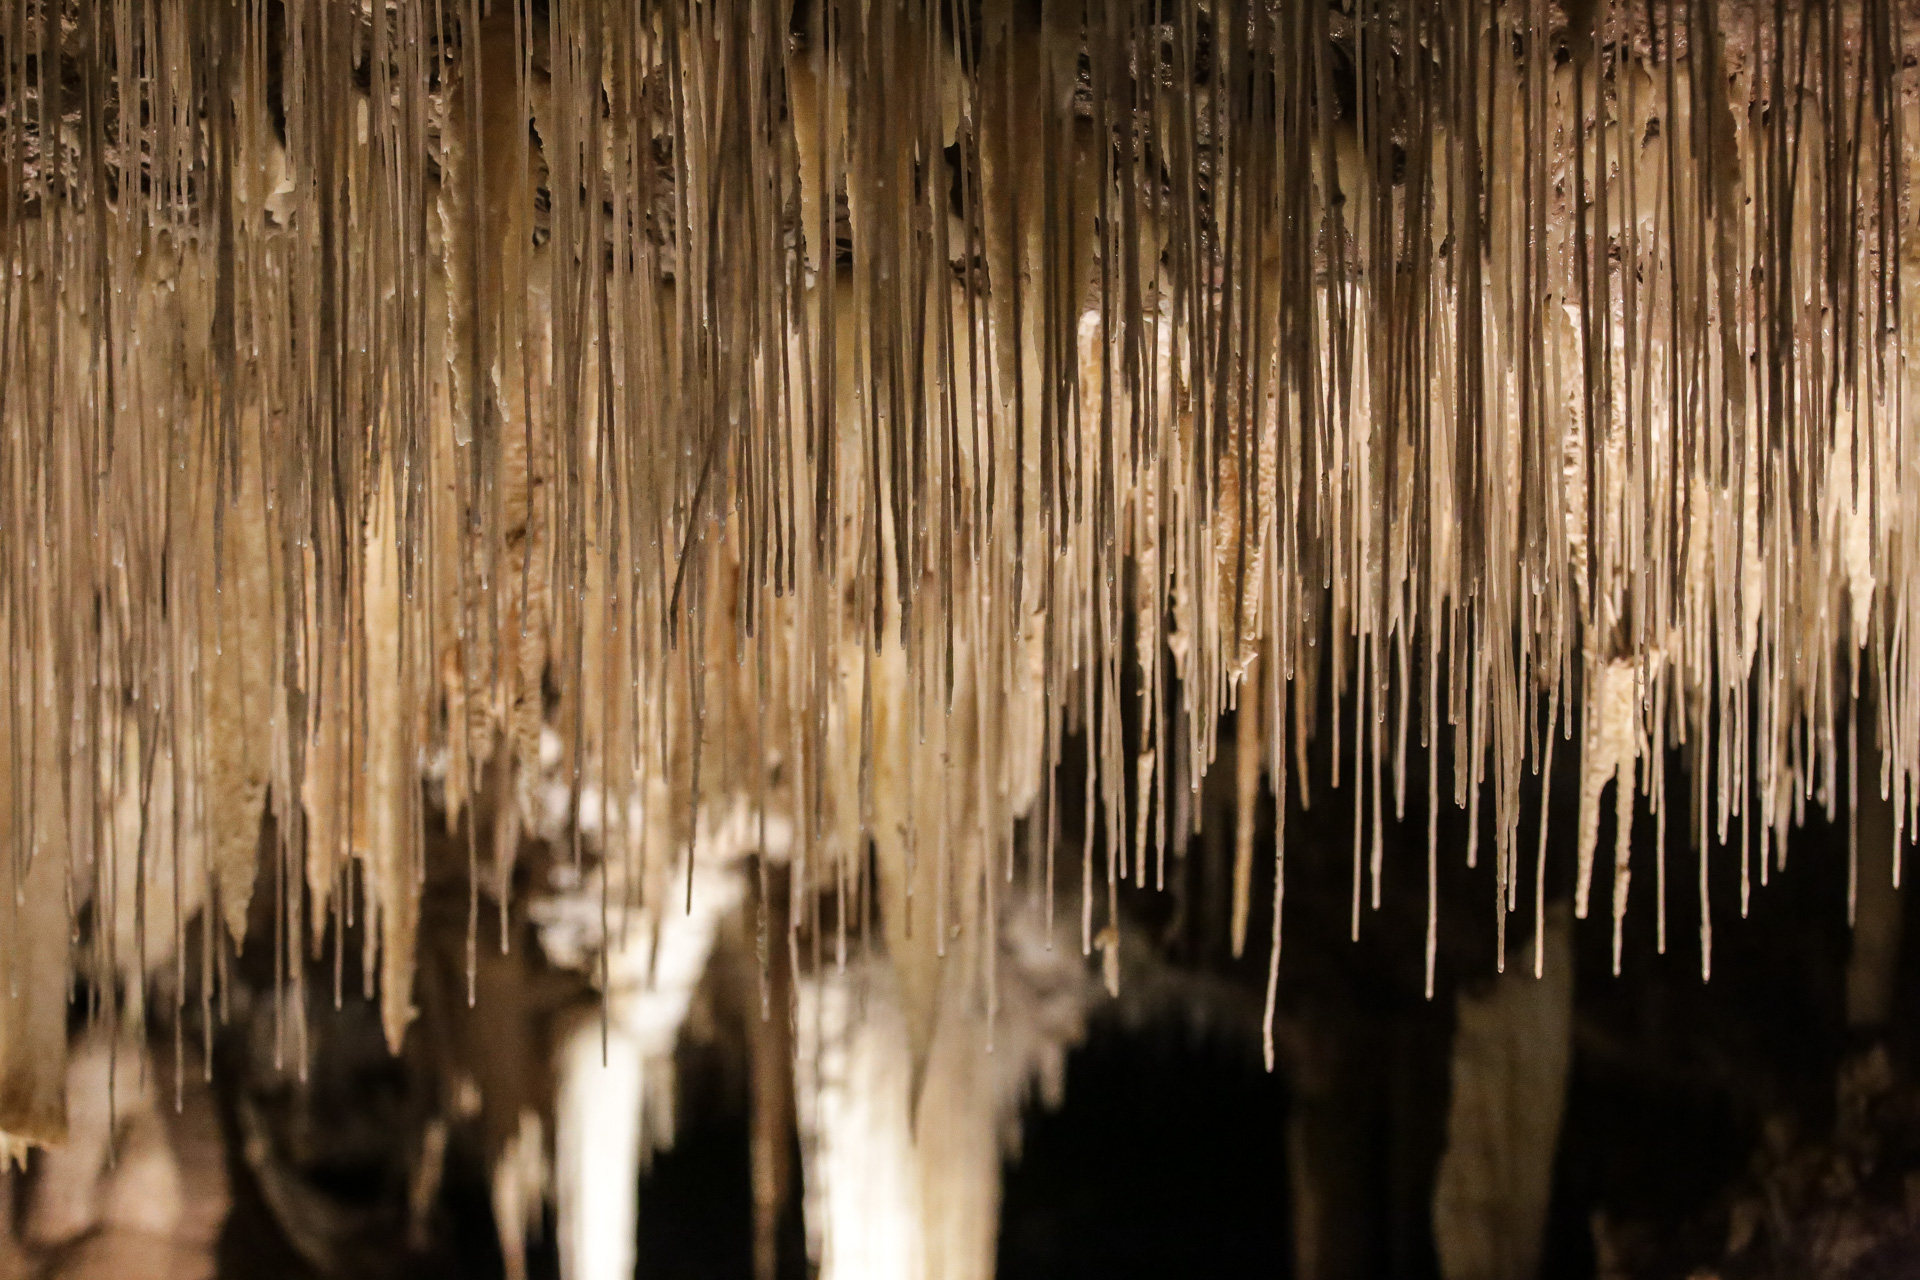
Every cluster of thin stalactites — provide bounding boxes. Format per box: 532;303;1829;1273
0;0;1917;1147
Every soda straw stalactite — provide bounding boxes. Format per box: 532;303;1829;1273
0;1;1916;1179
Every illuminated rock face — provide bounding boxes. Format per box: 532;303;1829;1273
1;1;1918;1274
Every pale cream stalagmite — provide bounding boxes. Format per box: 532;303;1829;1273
795;903;1085;1280
22;1028;187;1249
794;957;1010;1280
553;849;745;1280
1431;905;1576;1280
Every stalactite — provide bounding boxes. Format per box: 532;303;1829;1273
1;0;1919;1169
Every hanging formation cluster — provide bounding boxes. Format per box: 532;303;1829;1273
1;0;1917;1148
